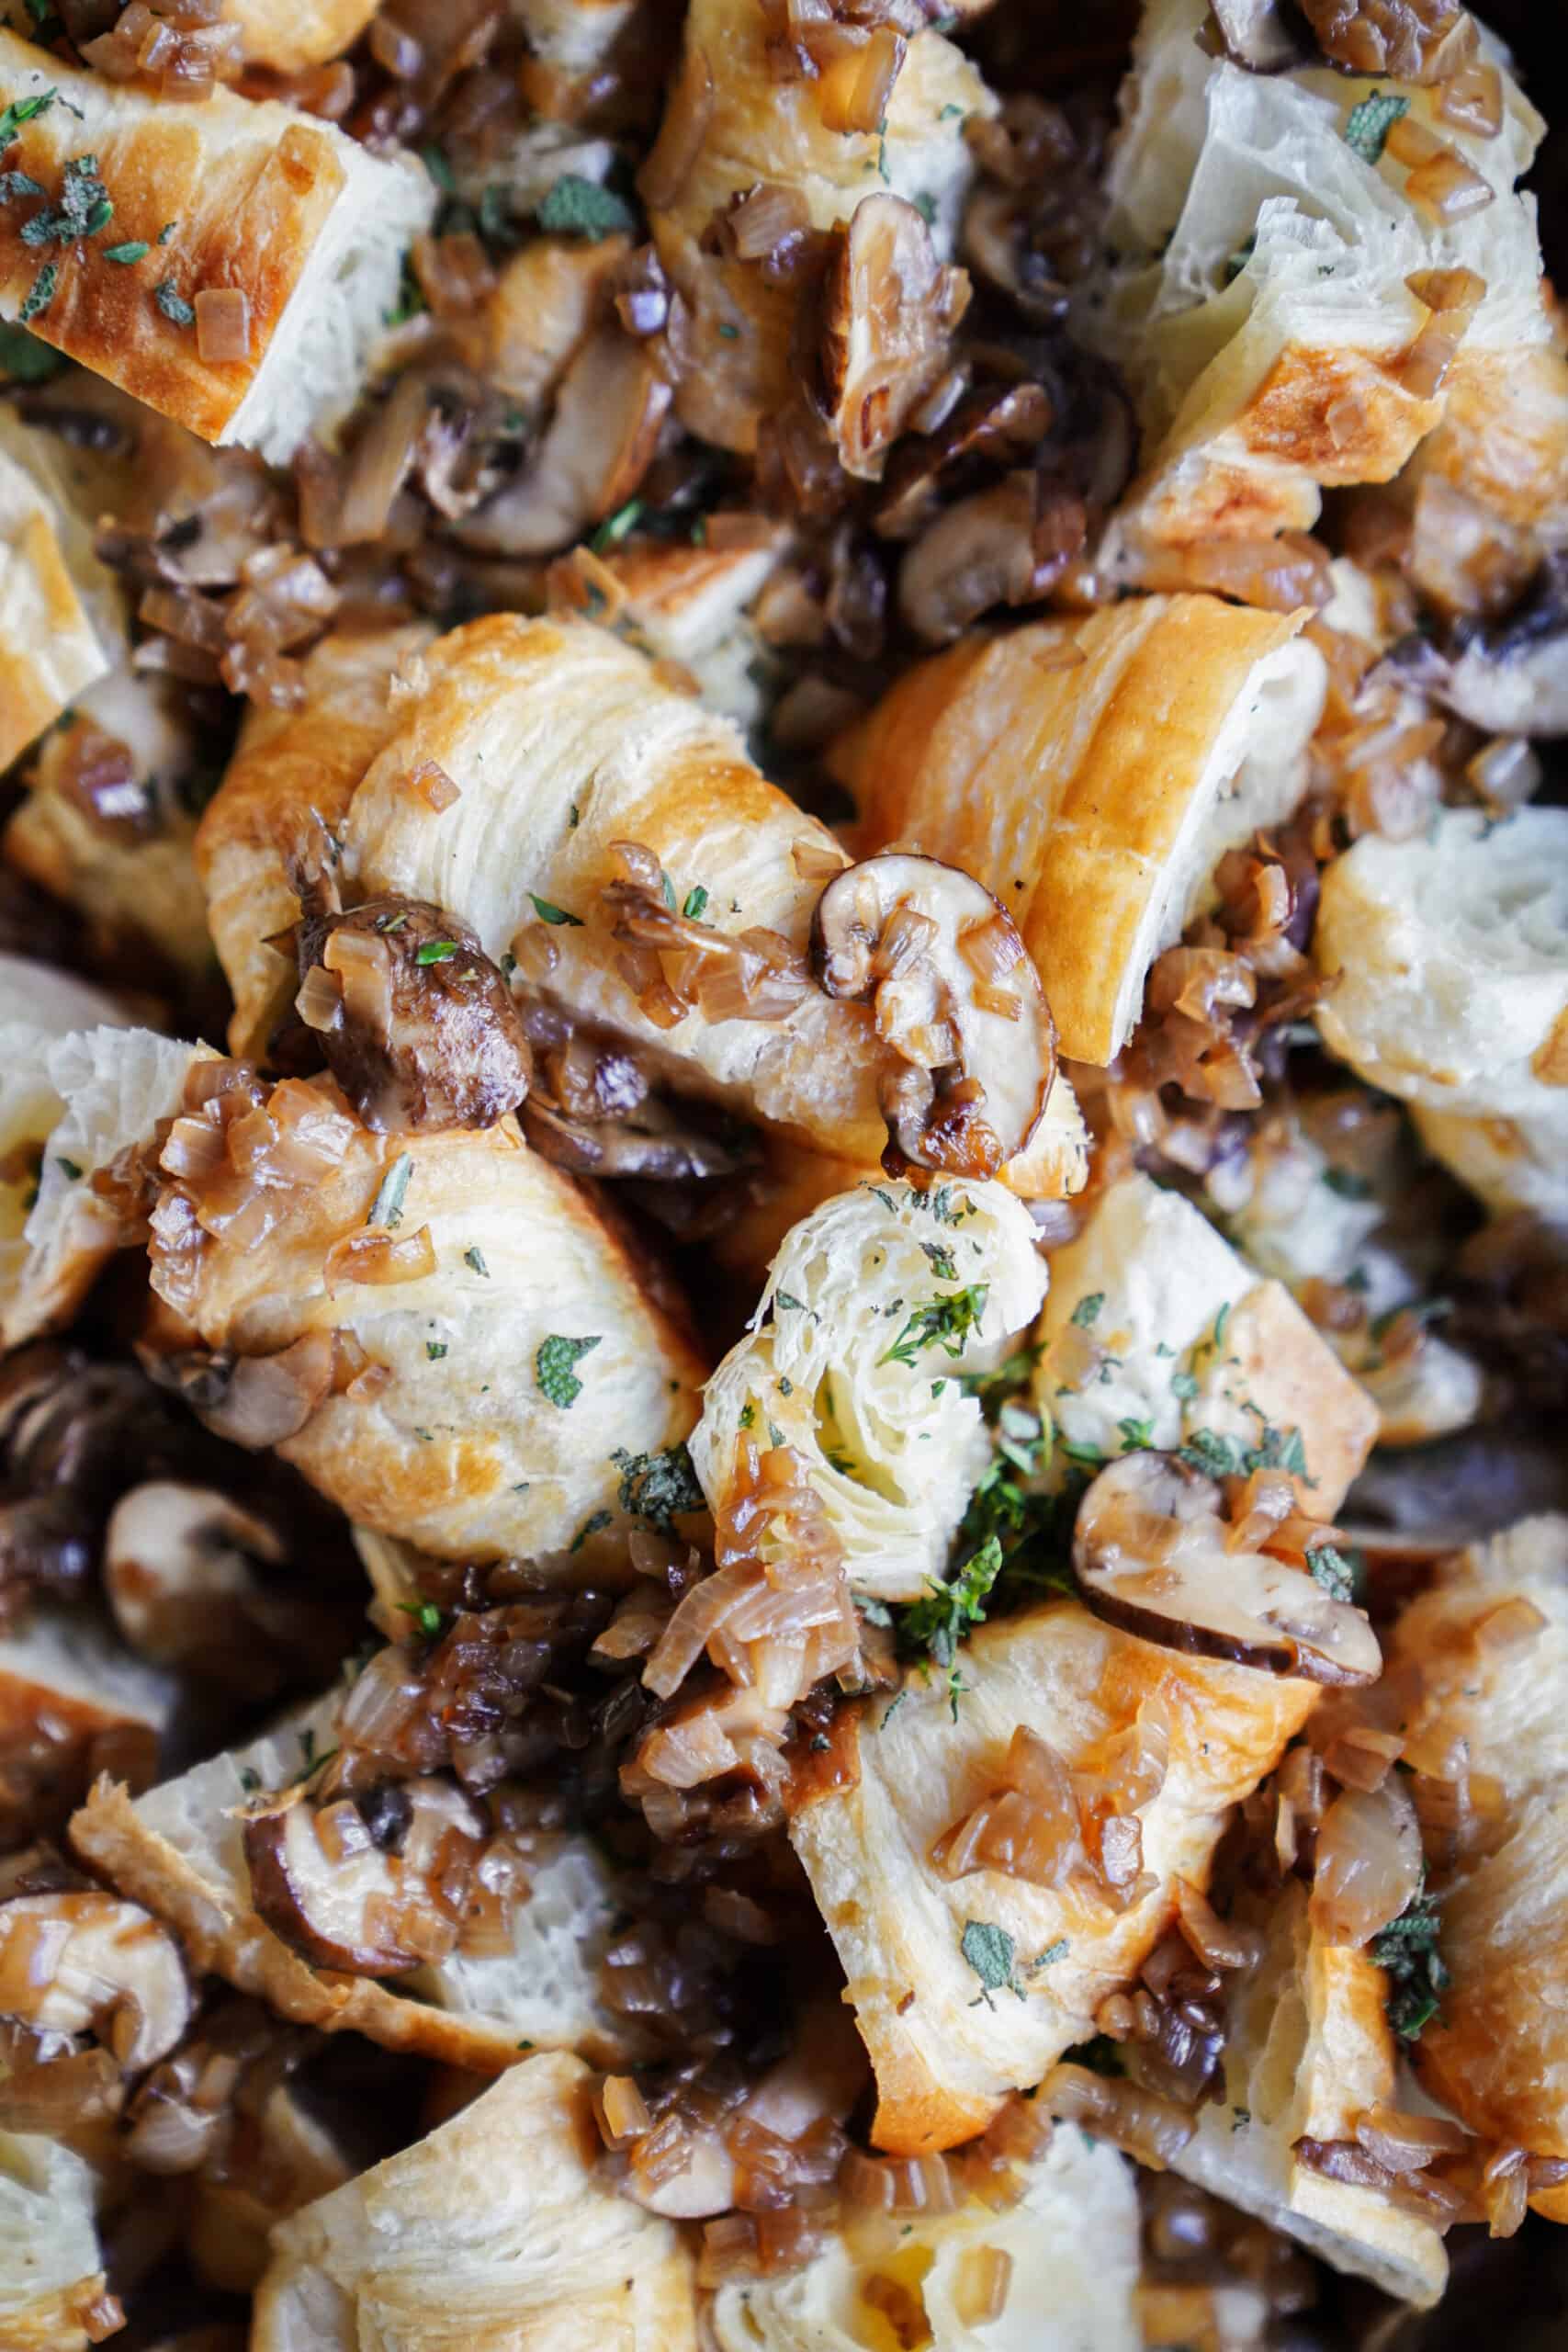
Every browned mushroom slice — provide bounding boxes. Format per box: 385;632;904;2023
819;194;971;481
810;853;1055;1178
1072;1452;1382;1687
0;1883;190;2067
105;1485;284;1667
295;895;531;1135
243;1779;486;1977
456;328;670;558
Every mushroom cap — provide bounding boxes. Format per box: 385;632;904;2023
0;1887;190;2068
243;1779;486;1978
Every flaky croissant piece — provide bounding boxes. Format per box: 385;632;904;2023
0;423;119;773
1314;808;1568;1219
252;2051;699;2352
142;1070;705;1569
1081;0;1550;555
829;594;1326;1065
706;2118;1142;2352
1032;1173;1381;1515
645;0;993;454
790;1598;1322;2155
0;1016;209;1351
71;1688;641;2073
0;2130;112;2352
692;1177;1048;1602
0;30;434;462
1389;1514;1568;2215
1149;1879;1447;2308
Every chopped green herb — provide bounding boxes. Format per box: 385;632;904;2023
1371;1889;1447;2041
766;1419;785;1449
716;320;739;339
0;169;43;201
682;884;709;921
375;910;409;933
536;174;637;240
739;1400;756;1430
1033;1936;1070;1970
612;1441;705;1532
775;1292;807;1314
18;258;56;321
425;1340;448;1361
414;939;458;965
421;140;456;192
367;1152;413;1230
1171;1370;1199;1402
881;1284;988;1368
960;1918;1026;2007
463;1244;490;1277
1233;2106;1252;2131
0;92;55;152
54;1155;82;1180
571;1509;613;1551
920;1239;958;1280
101;238;148;264
898;1535;1004;1714
1308;1543;1357;1603
397;1600;444;1638
238;1766;261;1794
590;497;643;553
1070;1293;1105;1329
1118;1417;1154;1453
536;1332;602;1408
528;893;582;926
158;219;176;243
1344;88;1409;166
383;249;425;326
154;277;195;327
912;190;936;226
938;102;964;119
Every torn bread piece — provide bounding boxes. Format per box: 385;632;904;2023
253;2050;697;2350
0;1604;173;1849
72;1690;645;2070
1313;808;1568;1215
186;2077;355;2297
1150;1879;1446;2308
1081;0;1550;556
0;1021;211;1351
321;614;1054;1174
1031;1172;1379;1515
1389;1514;1568;2214
646;0;993;453
0;2130;114;2352
0;425;118;773
692;1178;1047;1603
7;670;213;989
789;1597;1321;2154
142;1067;705;1569
195;624;434;1059
706;2114;1142;2351
829;595;1326;1064
0;29;434;462
578;531;789;735
221;0;382;74
1201;1094;1483;1449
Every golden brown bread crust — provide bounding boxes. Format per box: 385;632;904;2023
0;37;341;441
195;626;434;1055
831;595;1312;1064
226;0;381;73
789;1599;1318;2154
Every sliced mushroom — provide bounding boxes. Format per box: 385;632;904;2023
296;895;531;1135
243;1778;486;1976
141;1334;336;1450
897;471;1060;645
1072;1451;1382;1687
521;1094;752;1181
0;1884;190;2067
818;195;970;481
457;326;670;558
106;1485;283;1666
1439;557;1568;738
810;853;1055;1178
1205;0;1314;71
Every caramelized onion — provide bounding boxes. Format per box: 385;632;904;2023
1309;1780;1423;1948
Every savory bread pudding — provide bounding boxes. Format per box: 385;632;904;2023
0;0;1564;2344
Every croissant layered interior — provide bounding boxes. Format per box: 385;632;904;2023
0;0;1563;2344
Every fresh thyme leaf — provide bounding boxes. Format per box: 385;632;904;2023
367;1152;412;1230
414;940;458;965
54;1156;82;1179
1371;1889;1448;2041
880;1283;989;1368
536;174;636;239
1069;1292;1104;1329
102;239;148;264
425;1340;448;1361
536;1332;602;1408
528;893;582;926
920;1239;958;1280
154;277;195;327
0;92;55;151
397;1600;444;1637
591;496;643;553
682;884;709;921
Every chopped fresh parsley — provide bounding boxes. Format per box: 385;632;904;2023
682;884;709;922
897;1536;1004;1715
0;91;54;151
1371;1889;1447;2041
397;1600;444;1638
414;939;458;965
590;496;643;553
1344;88;1409;166
536;174;637;240
536;1332;602;1408
154;277;195;327
612;1441;705;1533
880;1283;989;1368
528;893;582;926
367;1152;412;1230
1069;1292;1104;1329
